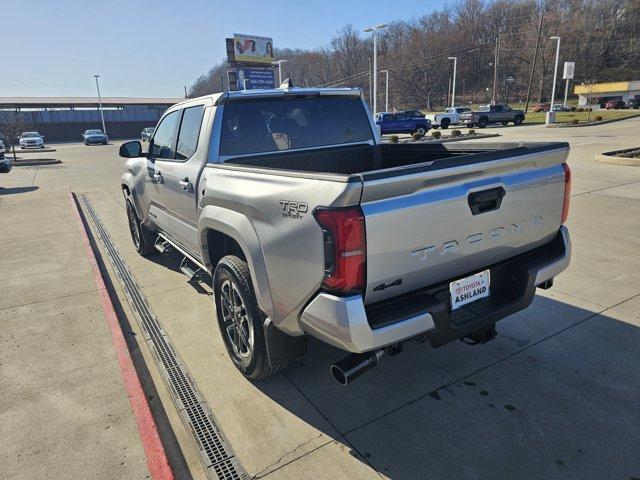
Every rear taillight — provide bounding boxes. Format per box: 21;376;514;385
561;162;571;223
314;206;366;294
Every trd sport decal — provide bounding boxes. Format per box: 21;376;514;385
280;200;308;219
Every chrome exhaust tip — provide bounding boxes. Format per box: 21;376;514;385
330;350;385;385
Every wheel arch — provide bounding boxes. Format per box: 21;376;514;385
198;205;274;317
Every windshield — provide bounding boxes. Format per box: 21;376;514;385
86;130;102;135
21;132;40;138
219;96;373;157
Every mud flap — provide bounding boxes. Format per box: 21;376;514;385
263;317;307;367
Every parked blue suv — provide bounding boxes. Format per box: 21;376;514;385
376;111;431;135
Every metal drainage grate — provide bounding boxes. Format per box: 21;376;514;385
78;194;247;480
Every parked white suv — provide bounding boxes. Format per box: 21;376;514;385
19;132;45;149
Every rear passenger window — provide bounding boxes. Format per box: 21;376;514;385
152;110;180;159
176;105;205;160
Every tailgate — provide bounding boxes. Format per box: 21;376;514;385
360;144;569;304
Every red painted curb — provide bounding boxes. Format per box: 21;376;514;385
67;188;174;480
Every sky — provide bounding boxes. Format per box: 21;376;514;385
1;0;448;98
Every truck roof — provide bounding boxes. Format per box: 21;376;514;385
174;87;362;109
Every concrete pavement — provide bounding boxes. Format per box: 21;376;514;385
2;117;640;479
0;187;152;479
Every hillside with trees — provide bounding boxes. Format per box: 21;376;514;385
189;0;640;111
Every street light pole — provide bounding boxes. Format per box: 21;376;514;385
93;75;106;135
546;36;561;124
448;56;457;107
274;59;288;85
492;34;500;105
549;36;561;111
380;69;389;112
364;23;387;115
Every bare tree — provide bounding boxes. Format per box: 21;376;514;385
0;112;28;161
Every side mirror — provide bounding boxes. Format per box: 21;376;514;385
119;141;142;158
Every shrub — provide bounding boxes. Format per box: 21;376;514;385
431;130;442;139
468;129;476;135
594;115;603;122
571;118;580;125
390;135;399;144
451;129;462;137
412;132;424;141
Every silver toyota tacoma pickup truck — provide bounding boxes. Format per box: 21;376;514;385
119;85;571;385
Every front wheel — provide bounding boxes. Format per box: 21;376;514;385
213;256;286;380
126;200;155;256
501;121;508;126
441;118;450;129
414;126;427;136
514;115;524;126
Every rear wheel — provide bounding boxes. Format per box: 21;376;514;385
126;200;155;256
441;118;450;129
414;126;427;136
514;115;524;126
213;256;286;380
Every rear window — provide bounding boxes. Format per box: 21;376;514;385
478;106;491;112
219;96;373;157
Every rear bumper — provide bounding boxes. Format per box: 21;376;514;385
300;226;571;353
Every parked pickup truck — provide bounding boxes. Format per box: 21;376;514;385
424;107;471;129
119;86;571;385
376;111;431;136
460;104;525;128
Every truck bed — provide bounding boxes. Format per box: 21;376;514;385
225;142;566;178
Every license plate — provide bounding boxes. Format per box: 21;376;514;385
450;270;490;310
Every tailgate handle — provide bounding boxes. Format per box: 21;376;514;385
468;187;506;215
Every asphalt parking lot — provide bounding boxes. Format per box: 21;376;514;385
2;119;640;480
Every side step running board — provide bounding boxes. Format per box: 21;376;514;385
179;257;202;280
154;236;170;254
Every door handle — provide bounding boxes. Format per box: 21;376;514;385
468;187;506;215
153;171;163;182
179;177;193;190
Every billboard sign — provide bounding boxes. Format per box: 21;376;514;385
563;62;575;80
235;68;276;91
233;33;274;64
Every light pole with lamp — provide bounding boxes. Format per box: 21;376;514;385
363;23;387;115
274;59;288;85
380;69;389;112
546;36;561;125
448;56;457;107
93;75;106;135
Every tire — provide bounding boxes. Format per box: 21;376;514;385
414;126;427;136
126;200;155;256
441;118;450;129
501;121;508;126
478;117;488;128
514;115;524;126
213;256;286;380
84;142;90;146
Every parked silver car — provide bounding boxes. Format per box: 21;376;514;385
120;87;571;384
141;127;155;142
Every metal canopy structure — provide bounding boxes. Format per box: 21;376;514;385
0;96;183;109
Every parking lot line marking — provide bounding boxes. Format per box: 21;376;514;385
67;187;174;480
